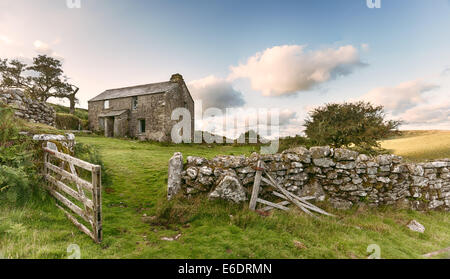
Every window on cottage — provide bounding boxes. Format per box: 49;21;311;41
139;119;146;133
132;96;138;110
104;100;110;109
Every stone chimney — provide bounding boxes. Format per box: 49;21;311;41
170;73;184;83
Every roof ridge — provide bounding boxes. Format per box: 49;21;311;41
105;80;173;92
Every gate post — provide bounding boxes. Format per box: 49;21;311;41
92;166;102;243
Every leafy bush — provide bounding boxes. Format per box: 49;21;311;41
80;119;89;130
74;143;111;186
278;135;314;152
304;102;401;151
0;106;17;144
50;103;88;120
55;113;83;130
0;165;32;205
0;107;45;205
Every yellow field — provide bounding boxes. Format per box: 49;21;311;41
381;130;450;162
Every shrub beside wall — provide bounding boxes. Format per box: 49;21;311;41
56;113;89;130
168;146;450;211
0;106;45;205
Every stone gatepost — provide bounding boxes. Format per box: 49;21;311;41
167;152;183;200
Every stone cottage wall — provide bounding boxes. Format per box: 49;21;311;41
0;89;56;126
88;93;173;141
168;146;450;211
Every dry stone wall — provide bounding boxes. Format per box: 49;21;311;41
168;146;450;211
0;89;56;126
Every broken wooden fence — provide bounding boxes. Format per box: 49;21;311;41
43;147;102;243
249;160;334;217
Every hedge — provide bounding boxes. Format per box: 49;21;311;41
56;113;89;130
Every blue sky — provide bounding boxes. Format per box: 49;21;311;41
1;0;449;135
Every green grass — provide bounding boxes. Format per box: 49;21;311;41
1;132;450;259
49;103;88;121
380;130;450;162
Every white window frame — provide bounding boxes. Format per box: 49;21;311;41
104;100;110;109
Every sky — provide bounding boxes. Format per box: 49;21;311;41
0;0;449;137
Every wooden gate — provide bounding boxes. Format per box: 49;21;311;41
43;147;102;243
249;160;334;217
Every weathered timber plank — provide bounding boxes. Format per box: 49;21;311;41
257;199;290;211
264;171;314;217
45;162;93;191
91;168;102;243
45;185;93;224
274;190;335;217
261;201;291;212
43;147;99;171
249;160;263;211
45;174;94;209
68;161;91;222
272;191;330;216
56;204;95;241
261;177;274;187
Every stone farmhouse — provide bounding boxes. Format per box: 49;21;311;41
88;74;194;142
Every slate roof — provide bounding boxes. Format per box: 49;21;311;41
89;81;178;102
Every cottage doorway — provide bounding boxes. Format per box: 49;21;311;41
105;117;115;137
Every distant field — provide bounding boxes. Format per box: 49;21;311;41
380;130;450;162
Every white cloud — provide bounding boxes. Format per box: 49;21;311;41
278;109;298;126
0;34;13;45
33;40;64;60
33;40;52;55
396;101;450;125
360;80;439;115
228;44;365;96
189;75;245;110
359;76;450;129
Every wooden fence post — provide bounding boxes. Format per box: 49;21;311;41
43;152;48;176
249;160;263;210
92;166;102;243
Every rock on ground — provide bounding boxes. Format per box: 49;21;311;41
406;220;425;233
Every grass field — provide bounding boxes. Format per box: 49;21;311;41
1;131;450;259
380;130;450;162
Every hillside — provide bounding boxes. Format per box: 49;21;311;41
48;103;88;120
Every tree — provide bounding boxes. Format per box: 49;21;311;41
304;102;401;150
66;84;80;114
0;55;79;113
0;59;30;90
